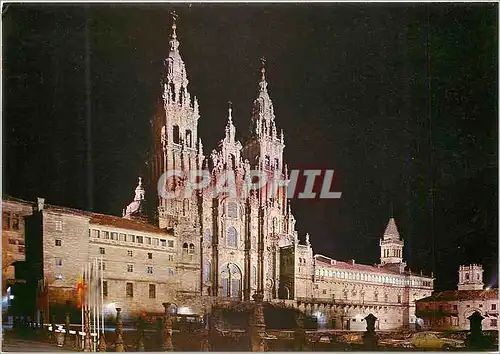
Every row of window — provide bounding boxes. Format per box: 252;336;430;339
98;247;174;261
3;212;20;231
383;249;402;258
123;282;157;299
315;268;431;287
90;229;175;248
204;228;259;250
447;303;497;311
53;258;175;276
317;286;401;303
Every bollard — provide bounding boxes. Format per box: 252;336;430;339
83;309;92;352
73;331;82;351
161;302;174;351
136;315;145;351
249;292;266;351
114;308;125;352
98;330;107;352
362;313;378;350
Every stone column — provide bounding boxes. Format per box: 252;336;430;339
294;310;307;351
136;315;145;351
114;308;125;352
362;313;378;350
83;309;92;352
64;312;71;348
39;311;48;339
161;302;174;351
98;328;107;352
249;292;266;351
50;314;56;342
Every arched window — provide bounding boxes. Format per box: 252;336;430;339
204;261;211;281
189;243;195;254
170;82;176;102
227;202;237;218
182;243;188;254
180;87;185;105
252;265;257;286
265;155;270;169
204;229;212;245
186;129;192;148
227;227;237;248
220;263;242;298
173;125;180;144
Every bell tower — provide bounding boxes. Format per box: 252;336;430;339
242;59;285;174
150;12;204;229
458;264;484;290
380;217;405;265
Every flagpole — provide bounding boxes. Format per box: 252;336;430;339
94;258;98;351
81;265;84;336
96;258;100;343
101;256;104;333
93;259;96;350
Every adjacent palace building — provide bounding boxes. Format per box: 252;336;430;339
3;15;435;331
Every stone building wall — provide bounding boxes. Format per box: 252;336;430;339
416;289;499;331
2;198;33;294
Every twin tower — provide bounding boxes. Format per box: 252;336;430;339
145;14;296;301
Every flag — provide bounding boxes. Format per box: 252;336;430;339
76;274;85;309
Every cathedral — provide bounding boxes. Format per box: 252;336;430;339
148;14;298;303
3;15;434;331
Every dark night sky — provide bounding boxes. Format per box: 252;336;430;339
3;3;498;291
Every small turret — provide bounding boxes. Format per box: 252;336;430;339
380;217;405;266
458;264;484;290
123;177;148;222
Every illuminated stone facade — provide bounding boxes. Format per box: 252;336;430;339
2;197;33;296
416;265;498;331
4;15;434;330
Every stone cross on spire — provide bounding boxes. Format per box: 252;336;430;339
170;10;178;39
228;101;233;123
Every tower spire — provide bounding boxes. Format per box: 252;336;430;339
259;57;268;92
169;10;180;53
228;101;233;124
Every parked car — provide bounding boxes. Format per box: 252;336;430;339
381;331;466;350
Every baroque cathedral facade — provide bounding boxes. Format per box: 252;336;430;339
148;16;297;302
3;15;434;331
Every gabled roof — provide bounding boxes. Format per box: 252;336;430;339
42;204;171;236
2;195;35;206
314;257;432;278
416;289;498;302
